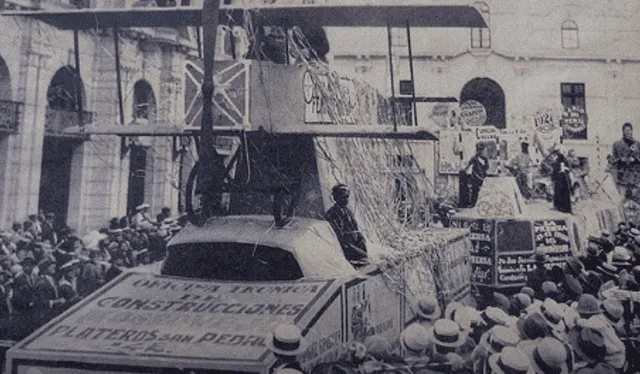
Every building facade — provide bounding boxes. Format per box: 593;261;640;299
0;0;199;232
328;0;640;182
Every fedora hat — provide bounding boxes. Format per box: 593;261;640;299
565;274;583;297
493;292;511;313
601;299;624;330
135;203;150;211
569;328;606;364
400;323;430;353
576;294;600;317
428;319;465;348
516;313;548;340
520;287;535;299
564;257;584;275
415;296;441;321
542;281;559;296
484;325;520;354
524;338;568;374
488;347;534;374
266;324;308;356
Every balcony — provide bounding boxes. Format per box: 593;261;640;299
44;107;93;137
0;100;23;134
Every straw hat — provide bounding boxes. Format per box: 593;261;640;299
484;325;521;354
400;324;430;353
565;274;583;297
523;338;568;374
364;335;392;361
540;299;565;331
520;287;535;299
512;293;532;312
481;307;510;327
630;228;640;236
542;281;559;296
428;319;465;348
135;203;150;211
488;347;534;374
415;296;441;321
266;324;308;356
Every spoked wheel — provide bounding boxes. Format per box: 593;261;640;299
185;160;207;226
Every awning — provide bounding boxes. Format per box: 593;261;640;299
1;5;487;30
62;123;439;141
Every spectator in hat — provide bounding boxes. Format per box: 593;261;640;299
325;184;367;265
58;259;81;309
400;323;430;363
575;294;601;321
516;313;549;349
472;307;510;344
580;272;603;297
611;250;633;273
540;281;560;302
488;347;533;374
34;256;65;315
77;249;104;297
133;203;156;231
21;221;35;242
363;334;393;363
539;298;567;341
510;293;532;317
493;292;511;315
267;324;307;372
560;274;583;304
582;241;604;272
469;325;520;373
521;337;568;374
526;253;549;292
41;213;57;245
444;302;476;360
413;295;441;330
565;257;585;279
424;319;466;372
578;316;625;370
156;207;172;225
12;253;37;312
569;327;607;371
520;287;536;300
600;300;625;337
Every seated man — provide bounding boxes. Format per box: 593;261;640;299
325;184;367;266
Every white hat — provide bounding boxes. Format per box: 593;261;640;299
428;319;465;348
414;296;441;321
266;324;307;356
400;323;430;352
136;203;150;211
60;259;80;272
489;347;534;374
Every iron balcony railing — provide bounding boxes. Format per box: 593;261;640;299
44;107;93;135
0;100;24;134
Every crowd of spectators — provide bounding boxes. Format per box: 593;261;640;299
266;222;640;374
0;204;183;341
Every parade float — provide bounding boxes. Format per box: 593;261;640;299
2;2;487;373
440;105;624;292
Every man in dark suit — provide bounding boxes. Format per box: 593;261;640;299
34;257;65;320
325;184;367;266
41;213;57;246
77;249;105;297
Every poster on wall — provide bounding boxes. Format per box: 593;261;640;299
452;219;494;285
561;105;588;140
533;220;572;268
438;130;463;174
496;253;534;286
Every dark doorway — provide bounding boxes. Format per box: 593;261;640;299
39;137;77;225
127;145;148;214
460;78;506;128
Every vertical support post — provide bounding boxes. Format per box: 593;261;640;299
73;30;84;126
406;20;418;127
196;26;202;59
198;0;222;219
113;26;125;126
386;22;398;132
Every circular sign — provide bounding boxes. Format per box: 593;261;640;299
460;100;487;127
303;71;315;104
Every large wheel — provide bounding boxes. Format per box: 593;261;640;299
185;160;206;226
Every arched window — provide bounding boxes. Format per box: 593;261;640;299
133;80;156;123
471;2;491;49
562;20;579;49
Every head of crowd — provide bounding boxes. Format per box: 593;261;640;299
267;221;640;374
0;204;185;332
